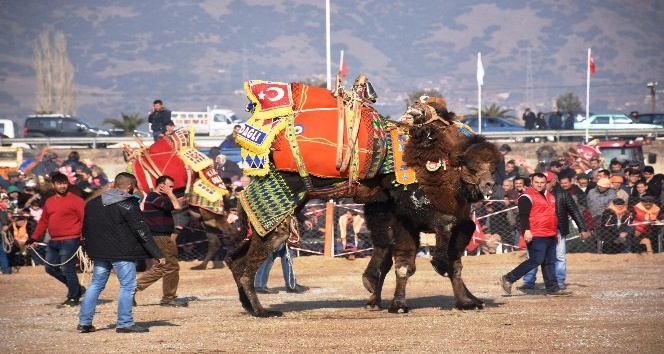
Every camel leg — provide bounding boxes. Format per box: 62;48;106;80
226;222;290;317
361;203;394;310
191;232;221;270
430;215;457;277
388;220;418;314
447;220;484;310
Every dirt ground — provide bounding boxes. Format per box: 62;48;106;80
1;252;663;354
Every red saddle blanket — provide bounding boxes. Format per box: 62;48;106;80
270;84;385;179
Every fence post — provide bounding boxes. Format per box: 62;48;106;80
323;200;335;257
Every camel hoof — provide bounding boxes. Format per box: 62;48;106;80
365;301;382;311
255;310;284;318
388;302;410;314
455;299;484;310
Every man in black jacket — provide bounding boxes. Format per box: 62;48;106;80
77;172;165;334
521;171;590;290
148;99;172;142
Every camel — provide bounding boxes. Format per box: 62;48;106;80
224;80;501;317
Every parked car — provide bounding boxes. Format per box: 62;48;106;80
574;114;663;139
461;116;526;142
107;128;151;139
635;113;664;126
24;114;110;148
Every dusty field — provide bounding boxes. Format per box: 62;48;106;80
1;252;663;354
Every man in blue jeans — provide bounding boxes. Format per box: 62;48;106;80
77;173;164;333
500;172;572;297
521;173;590;290
254;242;308;294
25;172;86;308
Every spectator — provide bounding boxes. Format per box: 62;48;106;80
522;172;590;289
90;166;109;187
586;158;601;180
609;159;625;177
500;172;571;297
9;213;39;266
6;171;25;191
575;173;592;194
535;112;547;130
495;159;519;187
494;144;511;182
625;168;641;195
61;151;87;173
630;180;653;209
254;241;308;294
600;198;634;254
164;120;176;137
610;176;630;205
631;195;662;253
548;109;563;130
522;108;536;142
148;99;172;142
587;178;618;252
135;175;187;307
562;112;575;137
0;209;10;274
28;199;43;222
78;172;165;333
642;166;663;199
219;124;242;150
24;172;86;308
215;154;243;180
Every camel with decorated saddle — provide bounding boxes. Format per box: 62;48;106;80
224;75;501;317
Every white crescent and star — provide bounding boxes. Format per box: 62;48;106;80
257;87;285;102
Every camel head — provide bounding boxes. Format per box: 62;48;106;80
455;136;501;200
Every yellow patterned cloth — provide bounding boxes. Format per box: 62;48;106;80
391;128;417;185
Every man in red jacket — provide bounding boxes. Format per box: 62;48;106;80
25;172;86;308
500;172;571;297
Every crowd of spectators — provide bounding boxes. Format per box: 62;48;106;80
0;149;110;273
473;145;664;255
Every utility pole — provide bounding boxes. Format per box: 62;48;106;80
526;47;533;108
646;82;658;113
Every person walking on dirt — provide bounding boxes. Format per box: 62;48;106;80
77;172;165;333
24;172;86;308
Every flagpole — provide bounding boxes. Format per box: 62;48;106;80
477;52;483;134
585;48;590;143
325;0;331;90
339;50;344;72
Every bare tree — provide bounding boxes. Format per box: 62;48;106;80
34;29;76;115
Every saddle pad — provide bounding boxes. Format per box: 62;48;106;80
237;164;306;236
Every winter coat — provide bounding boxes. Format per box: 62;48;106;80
82;188;163;261
553;185;587;236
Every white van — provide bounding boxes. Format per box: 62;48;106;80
169;108;243;136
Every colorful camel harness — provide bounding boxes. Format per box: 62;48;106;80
236;79;475;236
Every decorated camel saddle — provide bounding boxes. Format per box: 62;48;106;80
124;128;228;213
236;77;477;236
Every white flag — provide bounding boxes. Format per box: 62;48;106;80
477;52;484;86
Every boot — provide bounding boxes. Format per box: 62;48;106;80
190;262;208;270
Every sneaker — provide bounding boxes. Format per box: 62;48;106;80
255;287;278;294
76;324;95;333
558;284;567;290
160;299;188;307
500;275;513;296
116;325;149;333
517;284;535;290
286;284;309;294
546;290;573;297
78;285;86;299
57;298;80;309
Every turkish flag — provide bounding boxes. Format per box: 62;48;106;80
589;54;596;74
340;50;348;78
249;81;292;111
466;212;486;252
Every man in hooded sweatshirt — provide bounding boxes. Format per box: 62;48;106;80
76;172;165;334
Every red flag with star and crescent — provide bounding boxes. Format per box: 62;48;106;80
249;81;292;111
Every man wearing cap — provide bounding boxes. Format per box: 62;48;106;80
521;172;590;290
24;172;86;308
631;195;663;253
599;198;633;254
500;172;572;297
7;171;26;191
587;177;618;252
609;175;630;205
